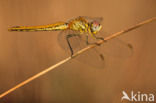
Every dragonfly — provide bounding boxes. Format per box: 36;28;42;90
8;16;132;68
9;16;105;56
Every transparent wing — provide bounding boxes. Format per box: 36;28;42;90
98;33;133;59
57;30;106;68
57;30;133;69
68;16;103;24
80;16;103;23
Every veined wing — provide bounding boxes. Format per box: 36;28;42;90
58;30;133;69
8;22;68;32
58;30;106;68
81;16;103;23
69;16;103;24
99;33;133;59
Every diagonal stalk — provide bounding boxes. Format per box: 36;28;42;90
0;17;155;99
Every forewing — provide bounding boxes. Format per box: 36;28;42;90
81;16;103;23
57;30;106;69
97;33;133;59
57;28;133;69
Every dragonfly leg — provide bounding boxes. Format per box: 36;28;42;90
94;36;104;40
86;35;89;45
93;35;107;46
85;35;106;46
66;34;80;56
85;35;105;61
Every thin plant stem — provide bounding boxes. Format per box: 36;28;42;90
0;17;155;99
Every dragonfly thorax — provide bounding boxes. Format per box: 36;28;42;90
68;19;88;34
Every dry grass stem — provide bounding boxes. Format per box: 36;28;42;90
0;17;155;99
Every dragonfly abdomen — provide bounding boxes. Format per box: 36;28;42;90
8;22;69;32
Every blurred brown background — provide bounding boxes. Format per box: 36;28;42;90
0;0;156;103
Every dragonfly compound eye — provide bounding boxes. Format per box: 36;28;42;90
90;21;102;34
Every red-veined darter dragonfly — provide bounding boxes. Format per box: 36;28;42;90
8;16;132;68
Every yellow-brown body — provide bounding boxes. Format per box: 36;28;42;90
8;16;102;38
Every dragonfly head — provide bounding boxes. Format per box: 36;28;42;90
90;21;102;34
